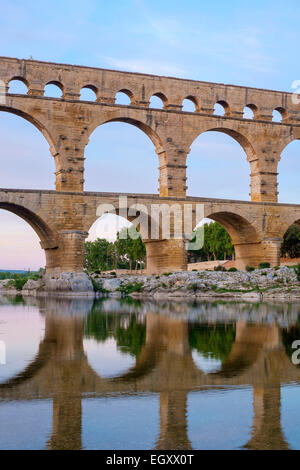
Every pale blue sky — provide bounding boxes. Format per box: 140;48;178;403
0;0;300;269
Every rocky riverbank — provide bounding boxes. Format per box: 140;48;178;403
90;266;300;301
1;266;300;300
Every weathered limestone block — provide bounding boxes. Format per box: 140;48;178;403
43;272;94;294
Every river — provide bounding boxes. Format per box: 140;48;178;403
0;294;299;450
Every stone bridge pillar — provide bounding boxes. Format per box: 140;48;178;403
52;126;88;193
248;147;280;203
45;314;85;450
144;239;187;275
158;143;188;198
262;238;282;267
156;391;192;450
245;384;289;450
234;242;264;269
57;230;88;273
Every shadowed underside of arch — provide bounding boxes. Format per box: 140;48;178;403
204;210;263;269
205;211;259;245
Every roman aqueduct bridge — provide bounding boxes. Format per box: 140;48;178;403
1;57;300;275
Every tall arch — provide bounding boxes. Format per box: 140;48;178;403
0;105;57;157
187;127;255;200
84;116;164;193
0;202;57;271
278;138;300;204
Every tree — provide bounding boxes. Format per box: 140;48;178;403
281;224;300;259
84;238;114;272
188;222;234;262
84;226;146;273
115;227;146;271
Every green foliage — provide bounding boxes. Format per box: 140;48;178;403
7;277;28;291
246;265;255;272
90;278;108;293
187;283;198;291
115;318;146;357
116;227;146;271
85;238;116;272
84;307;146;357
214;265;226;271
189;324;236;361
259;262;271;269
188;222;234;262
3;271;40;291
228;267;237;272
281;224;300;259
118;282;143;295
295;264;300;281
84;226;146;273
0;270;39;281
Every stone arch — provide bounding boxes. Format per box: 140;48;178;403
84;114;164;194
188;125;256;165
149;92;168;109
0;105;58;157
186;125;256;201
276;136;300;204
182;96;200;112
203;210;262;269
115;88;136;105
243;103;260;119
0;201;55;243
87;111;165;157
214;100;230;116
44;80;64;98
0;202;58;271
273;106;288;122
8;76;29;93
86;200;158;246
80;84;99;101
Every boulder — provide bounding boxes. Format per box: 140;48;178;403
44;272;94;294
102;278;121;291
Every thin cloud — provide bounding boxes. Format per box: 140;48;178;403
102;56;185;77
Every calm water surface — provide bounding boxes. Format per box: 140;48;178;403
0;295;300;450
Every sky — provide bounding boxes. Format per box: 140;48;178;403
0;0;300;269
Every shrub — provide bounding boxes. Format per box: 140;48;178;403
246;266;255;272
91;278;108;293
119;282;143;295
295;264;300;282
162;272;172;276
259;262;271;269
228;267;237;272
7;277;28;291
214;265;226;272
187;283;198;291
274;266;280;271
192;269;198;272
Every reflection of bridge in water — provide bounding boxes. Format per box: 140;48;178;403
1;297;300;450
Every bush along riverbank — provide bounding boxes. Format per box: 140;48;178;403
1;264;300;300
